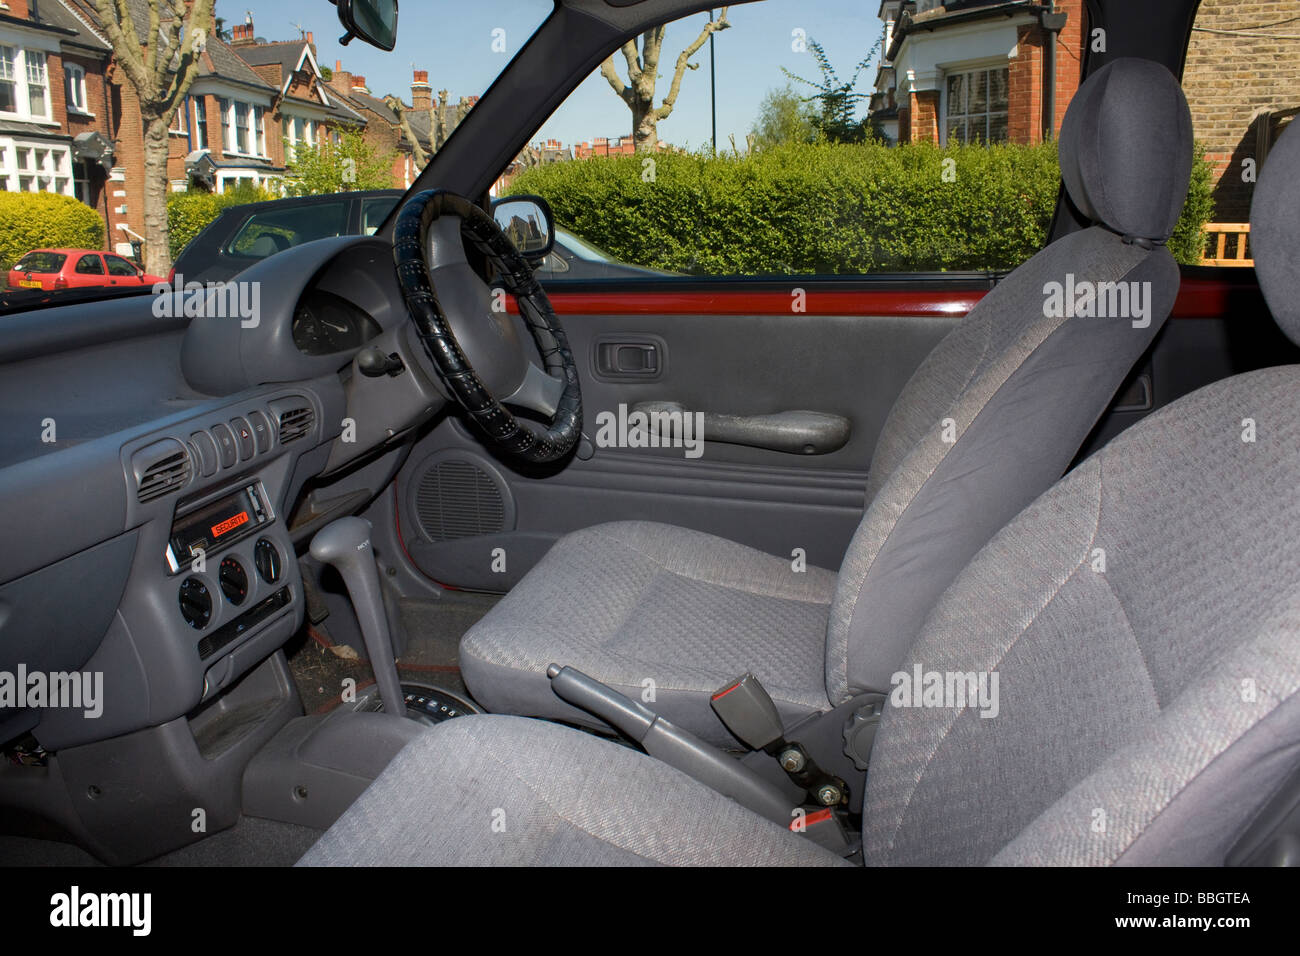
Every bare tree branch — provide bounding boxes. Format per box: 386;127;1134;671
620;39;642;82
599;56;631;105
385;95;429;167
657;7;729;121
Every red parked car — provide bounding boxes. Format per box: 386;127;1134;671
6;248;163;292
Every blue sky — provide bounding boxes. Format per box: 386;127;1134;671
234;0;883;150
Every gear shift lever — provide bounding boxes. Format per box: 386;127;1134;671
310;517;405;717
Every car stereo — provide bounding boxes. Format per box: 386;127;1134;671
165;481;273;573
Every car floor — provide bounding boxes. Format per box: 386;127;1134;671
286;590;501;711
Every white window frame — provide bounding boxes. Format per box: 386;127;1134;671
220;98;269;158
0;136;73;195
192;95;207;149
940;63;1010;146
0;44;53;123
65;63;90;115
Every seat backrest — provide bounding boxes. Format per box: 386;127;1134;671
825;59;1193;704
862;120;1300;866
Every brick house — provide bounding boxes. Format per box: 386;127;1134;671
55;0;296;256
869;0;1086;146
1182;0;1300;224
324;64;478;190
326;65;423;190
226;25;368;177
0;0;118;247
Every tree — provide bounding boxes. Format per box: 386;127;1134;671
599;8;732;153
783;37;881;144
385;88;473;169
751;84;818;149
284;130;395;196
92;0;215;274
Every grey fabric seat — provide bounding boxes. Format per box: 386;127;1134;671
303;120;1300;867
461;59;1193;745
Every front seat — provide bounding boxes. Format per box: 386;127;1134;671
300;120;1300;866
460;59;1193;746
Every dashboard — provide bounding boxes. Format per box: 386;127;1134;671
292;289;383;356
0;235;448;751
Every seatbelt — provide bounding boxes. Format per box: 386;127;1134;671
710;673;850;808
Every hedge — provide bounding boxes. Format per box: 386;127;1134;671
0;191;105;271
167;184;280;260
509;141;1214;273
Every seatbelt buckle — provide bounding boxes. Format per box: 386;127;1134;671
710;672;785;751
790;806;854;854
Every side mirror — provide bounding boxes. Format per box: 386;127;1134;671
335;0;398;52
492;195;555;259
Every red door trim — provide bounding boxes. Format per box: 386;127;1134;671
510;275;1258;320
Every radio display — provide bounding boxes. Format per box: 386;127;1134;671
166;482;270;572
211;511;250;539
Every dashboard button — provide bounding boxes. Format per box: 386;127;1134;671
230;417;255;460
247;411;272;454
190;431;218;477
211;423;237;468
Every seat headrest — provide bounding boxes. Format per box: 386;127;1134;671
1250;121;1300;348
1058;58;1193;243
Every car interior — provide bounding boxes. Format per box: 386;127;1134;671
0;0;1297;870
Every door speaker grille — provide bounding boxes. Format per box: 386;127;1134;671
415;459;506;541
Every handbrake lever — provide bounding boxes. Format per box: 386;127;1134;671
546;664;796;826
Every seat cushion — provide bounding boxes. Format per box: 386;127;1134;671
460;521;837;747
297;715;849;867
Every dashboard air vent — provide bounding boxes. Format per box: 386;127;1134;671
276;406;315;444
133;439;193;503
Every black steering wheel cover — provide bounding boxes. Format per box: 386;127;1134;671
392;189;582;464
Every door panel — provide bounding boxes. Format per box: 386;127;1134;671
383;268;1299;592
390;277;984;589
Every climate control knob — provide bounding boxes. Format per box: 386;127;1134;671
179;577;212;629
253;538;281;584
219;556;248;605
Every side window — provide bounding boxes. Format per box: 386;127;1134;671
502;0;1096;279
503;0;1217;280
361;196;399;235
75;254;104;274
1181;0;1298;268
226;202;348;258
104;255;138;276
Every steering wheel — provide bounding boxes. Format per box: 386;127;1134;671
392;190;582;464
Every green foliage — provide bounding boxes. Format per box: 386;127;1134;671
0;191;105;270
1169;141;1216;266
166;184;279;260
283;130;394;197
509;140;1217;273
782;38;881;145
751;84;819;149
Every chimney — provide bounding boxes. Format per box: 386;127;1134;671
230;22;257;47
351;75;368;94
306;31;314;46
411;70;432;111
329;60;353;96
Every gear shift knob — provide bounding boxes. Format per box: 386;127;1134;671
310;517;405;717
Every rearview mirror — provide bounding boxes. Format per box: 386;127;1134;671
335;0;398;52
492;195;555;259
